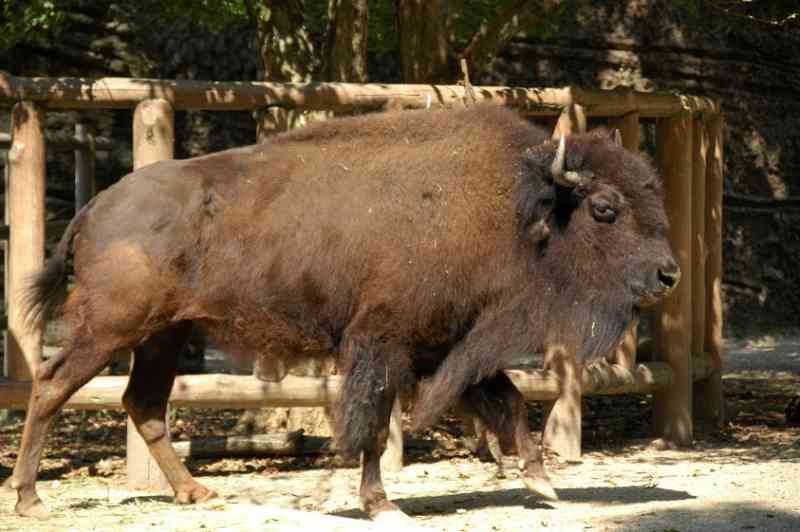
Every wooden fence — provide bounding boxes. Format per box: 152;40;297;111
0;73;723;489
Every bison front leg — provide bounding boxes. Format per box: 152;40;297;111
462;373;558;501
337;333;414;523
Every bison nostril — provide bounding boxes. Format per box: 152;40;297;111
658;267;681;288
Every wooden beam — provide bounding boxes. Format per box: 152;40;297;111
609;111;640;153
380;398;404;473
74;122;96;209
552;103;587;139
699;115;725;429
0;73;721;116
4;101;45;381
608;112;641;371
543;104;587;460
172;430;304;459
690;116;709;429
0;131;111;151
0;362;679;411
653;113;694;446
127;98;175;493
690;117;708;361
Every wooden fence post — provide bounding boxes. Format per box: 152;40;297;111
74;122;96;209
380;399;404;473
127;99;174;492
699;114;725;428
653;112;693;446
543;104;586;460
609;112;641;370
690;115;709;429
4;101;45;381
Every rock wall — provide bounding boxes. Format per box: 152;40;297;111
2;0;799;337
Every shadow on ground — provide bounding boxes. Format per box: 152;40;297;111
332;484;693;519
600;500;800;532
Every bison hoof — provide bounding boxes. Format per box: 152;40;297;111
15;497;50;519
523;475;558;501
174;483;218;504
372;508;418;527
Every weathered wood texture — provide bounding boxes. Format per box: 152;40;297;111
172;430;304;458
608;112;641;371
4;101;45;381
699;115;726;428
381;398;404;473
127;98;174;492
543;104;588;460
0;131;112;151
0;361;689;411
0;73;721;116
74;122;96;209
653;113;694;446
691;118;708;361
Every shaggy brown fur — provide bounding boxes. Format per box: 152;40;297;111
10;105;678;520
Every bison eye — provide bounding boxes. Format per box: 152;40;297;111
591;198;617;223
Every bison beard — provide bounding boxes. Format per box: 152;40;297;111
9;104;676;522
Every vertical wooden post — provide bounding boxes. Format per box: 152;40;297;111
653;112;693;446
699;114;725;428
542;346;582;459
74;122;96;209
380;399;404;473
5;101;45;381
609;112;641;370
543;104;586;460
690;117;707;359
552;103;587;140
690;116;710;429
127;99;174;492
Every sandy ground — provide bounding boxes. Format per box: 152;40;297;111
1;338;799;531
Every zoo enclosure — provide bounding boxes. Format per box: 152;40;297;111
0;73;723;487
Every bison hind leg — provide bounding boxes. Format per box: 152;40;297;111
335;333;415;520
123;321;217;504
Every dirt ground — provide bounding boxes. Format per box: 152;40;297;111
1;338;799;531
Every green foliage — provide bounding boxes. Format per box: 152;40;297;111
368;0;398;55
1;0;68;50
140;0;249;32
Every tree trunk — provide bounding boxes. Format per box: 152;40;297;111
395;0;450;83
325;0;369;82
460;0;554;79
246;0;324;138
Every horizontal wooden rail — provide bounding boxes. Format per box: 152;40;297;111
0;131;112;151
0;359;716;411
0;74;720;117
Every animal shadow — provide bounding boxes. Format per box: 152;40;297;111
332;485;692;519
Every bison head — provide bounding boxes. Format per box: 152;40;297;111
519;129;679;363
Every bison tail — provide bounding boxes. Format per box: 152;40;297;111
23;199;94;327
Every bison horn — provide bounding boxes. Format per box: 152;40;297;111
613;129;623;146
550;136;582;187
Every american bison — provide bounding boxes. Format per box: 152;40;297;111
7;104;679;522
